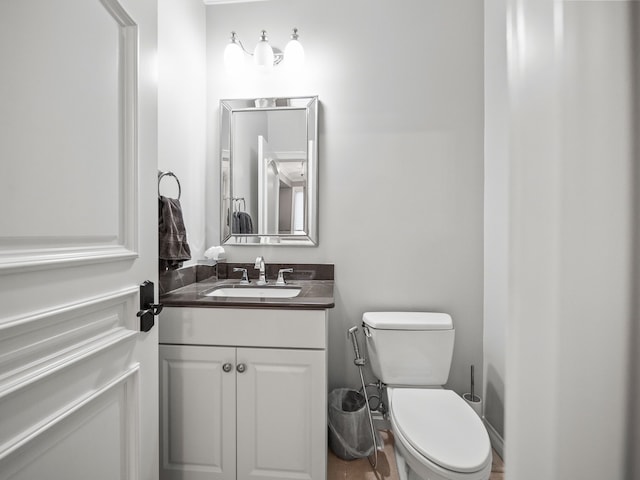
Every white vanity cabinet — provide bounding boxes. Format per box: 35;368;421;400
159;307;328;480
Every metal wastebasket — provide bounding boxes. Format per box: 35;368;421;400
327;388;375;460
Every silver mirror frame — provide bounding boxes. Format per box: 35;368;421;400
219;96;319;246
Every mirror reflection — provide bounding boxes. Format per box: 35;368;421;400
220;96;318;245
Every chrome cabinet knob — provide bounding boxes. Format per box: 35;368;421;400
222;362;233;373
236;363;247;373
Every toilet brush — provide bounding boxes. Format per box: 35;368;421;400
470;365;475;401
468;365;481;402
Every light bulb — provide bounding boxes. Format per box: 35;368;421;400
253;30;274;72
284;28;305;71
224;32;244;73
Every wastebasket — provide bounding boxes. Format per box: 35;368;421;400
328;388;375;460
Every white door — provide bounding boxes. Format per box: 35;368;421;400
159;345;236;480
257;136;280;236
0;0;159;479
236;348;326;480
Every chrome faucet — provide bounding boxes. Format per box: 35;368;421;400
254;256;267;285
233;267;250;285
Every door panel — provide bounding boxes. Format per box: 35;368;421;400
0;0;140;271
0;0;158;478
159;345;236;480
236;348;326;480
0;288;138;392
1;366;139;480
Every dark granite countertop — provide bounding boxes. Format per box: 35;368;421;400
160;279;334;310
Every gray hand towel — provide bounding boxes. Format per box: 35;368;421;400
159;196;191;271
232;211;254;234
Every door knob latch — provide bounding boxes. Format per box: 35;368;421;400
137;280;163;332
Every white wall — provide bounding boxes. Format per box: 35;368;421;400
205;0;485;394
504;1;638;478
158;0;207;262
483;0;508;451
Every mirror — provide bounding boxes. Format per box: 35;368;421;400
220;96;318;245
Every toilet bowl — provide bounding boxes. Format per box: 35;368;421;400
361;312;493;480
388;388;492;480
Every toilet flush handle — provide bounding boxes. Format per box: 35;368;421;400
362;324;372;338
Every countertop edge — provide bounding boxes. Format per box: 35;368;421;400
160;301;335;310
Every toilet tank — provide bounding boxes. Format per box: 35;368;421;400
362;312;455;386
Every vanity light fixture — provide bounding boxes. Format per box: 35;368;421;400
224;28;305;73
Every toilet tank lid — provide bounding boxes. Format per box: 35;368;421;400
362;312;453;330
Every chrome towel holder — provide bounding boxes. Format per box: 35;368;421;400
158;171;181;200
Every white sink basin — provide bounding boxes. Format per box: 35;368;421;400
206;286;302;299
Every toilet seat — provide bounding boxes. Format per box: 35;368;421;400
389;388;492;477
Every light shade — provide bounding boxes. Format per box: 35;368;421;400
253;30;274;72
284;28;305;71
224;39;244;73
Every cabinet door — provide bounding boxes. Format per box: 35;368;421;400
160;345;237;480
236;348;327;480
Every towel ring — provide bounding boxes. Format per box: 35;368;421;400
158;171;181;200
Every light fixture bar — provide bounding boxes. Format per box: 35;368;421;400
223;28;304;72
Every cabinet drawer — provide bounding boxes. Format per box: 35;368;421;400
159;307;327;349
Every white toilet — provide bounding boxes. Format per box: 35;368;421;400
362;312;492;480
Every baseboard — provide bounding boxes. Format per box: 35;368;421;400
484;418;505;460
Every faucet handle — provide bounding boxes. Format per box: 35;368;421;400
233;267;250;285
276;268;294;286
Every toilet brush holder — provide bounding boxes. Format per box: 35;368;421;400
463;364;482;417
462;393;483;418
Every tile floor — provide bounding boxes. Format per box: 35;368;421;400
328;430;505;480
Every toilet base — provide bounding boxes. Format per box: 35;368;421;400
394;444;409;480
